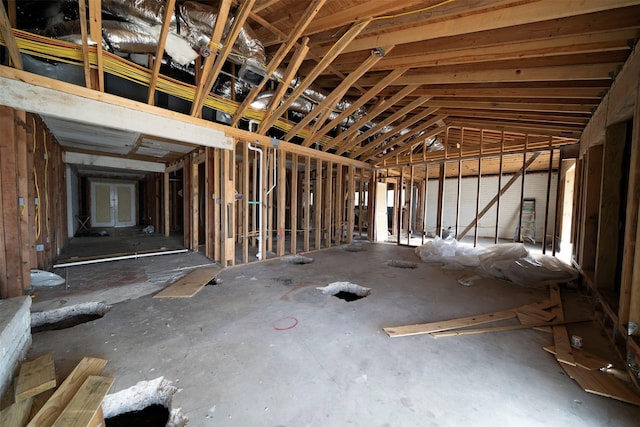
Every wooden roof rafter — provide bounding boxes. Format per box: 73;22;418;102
232;0;327;127
88;0;104;91
350;107;442;160
0;0;22;70
147;0;177;105
256;18;372;134
285;46;393;142
190;0;253;118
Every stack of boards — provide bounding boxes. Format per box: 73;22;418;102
0;355;111;427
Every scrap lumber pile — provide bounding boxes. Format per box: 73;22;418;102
0;355;111;427
383;283;640;406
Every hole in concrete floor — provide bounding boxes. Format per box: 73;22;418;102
387;260;417;269
31;302;111;333
317;282;371;302
281;255;314;264
102;377;186;427
32;313;104;333
105;404;169;427
342;244;366;252
333;291;365;302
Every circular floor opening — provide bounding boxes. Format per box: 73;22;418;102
31;302;111;333
105;404;169;427
317;282;371;302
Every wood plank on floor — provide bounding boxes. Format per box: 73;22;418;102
154;267;221;298
27;357;108;427
549;283;576;366
0;397;33;427
544;345;611;371
431;318;590;337
51;376;113;427
15;354;56;402
561;363;640;406
383;299;557;337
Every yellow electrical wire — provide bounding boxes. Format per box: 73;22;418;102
43;128;50;238
32;117;41;240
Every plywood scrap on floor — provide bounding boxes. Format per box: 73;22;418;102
0;397;33;427
15;354;56;402
561;363;640;406
383;299;557;337
154;267;221;298
549;283;576;366
431;318;590;338
27;356;107;427
543;345;611;371
51;376;113;427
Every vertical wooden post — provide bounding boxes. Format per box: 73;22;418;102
335;164;343;244
182;156;191;249
543;146;554;254
407;165;414;245
324;161;333;247
315;159;323;250
291;154;299;254
396;167;403;245
347;165;355;244
261;148;268;259
368;172;376;242
191;155;199;252
436;162;445;237
358;168;364;238
16;110;30;290
474;156;482;247
455;158;462;238
495;132;504;243
422;165;428;245
221;145;236;266
213;149;221;263
163;171;170;237
205;148;214;258
0;107;23;297
277;149;286;257
304;156;311;252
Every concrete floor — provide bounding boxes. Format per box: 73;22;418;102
27;243;640;426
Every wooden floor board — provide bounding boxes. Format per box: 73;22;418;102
154;267;221;298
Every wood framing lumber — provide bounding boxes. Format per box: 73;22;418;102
14;354;56;402
147;0;177;105
0;0;22;69
430;318;591;338
560;363;640;406
383;299;557;337
51;376;114;427
0;397;33;427
549;283;576;366
543;345;611;371
154;267;221;298
27;357;108;427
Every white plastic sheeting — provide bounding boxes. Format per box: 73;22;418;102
415;237;577;287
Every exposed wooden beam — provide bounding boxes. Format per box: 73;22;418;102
88;0;104;91
257;19;372;134
311;67;409;143
148;0;177;105
334;29;636;73
337;96;433;156
321;84;420;152
286;47;392;142
256;38;310;134
0;0;22;70
447;119;583;138
191;0;252;117
340;0;640;54
77;0;92;88
232;0;326;126
369;117;448;164
393;87;608;99
425;99;596;114
351;108;441;159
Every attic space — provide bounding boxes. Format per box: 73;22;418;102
1;1;640;425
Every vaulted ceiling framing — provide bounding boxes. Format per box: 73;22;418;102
0;0;639;170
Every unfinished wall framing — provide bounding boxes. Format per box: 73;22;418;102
0;108;68;298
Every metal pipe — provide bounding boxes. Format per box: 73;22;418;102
53;249;188;268
248;142;264;259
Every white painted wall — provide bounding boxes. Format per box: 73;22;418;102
424;172;558;241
